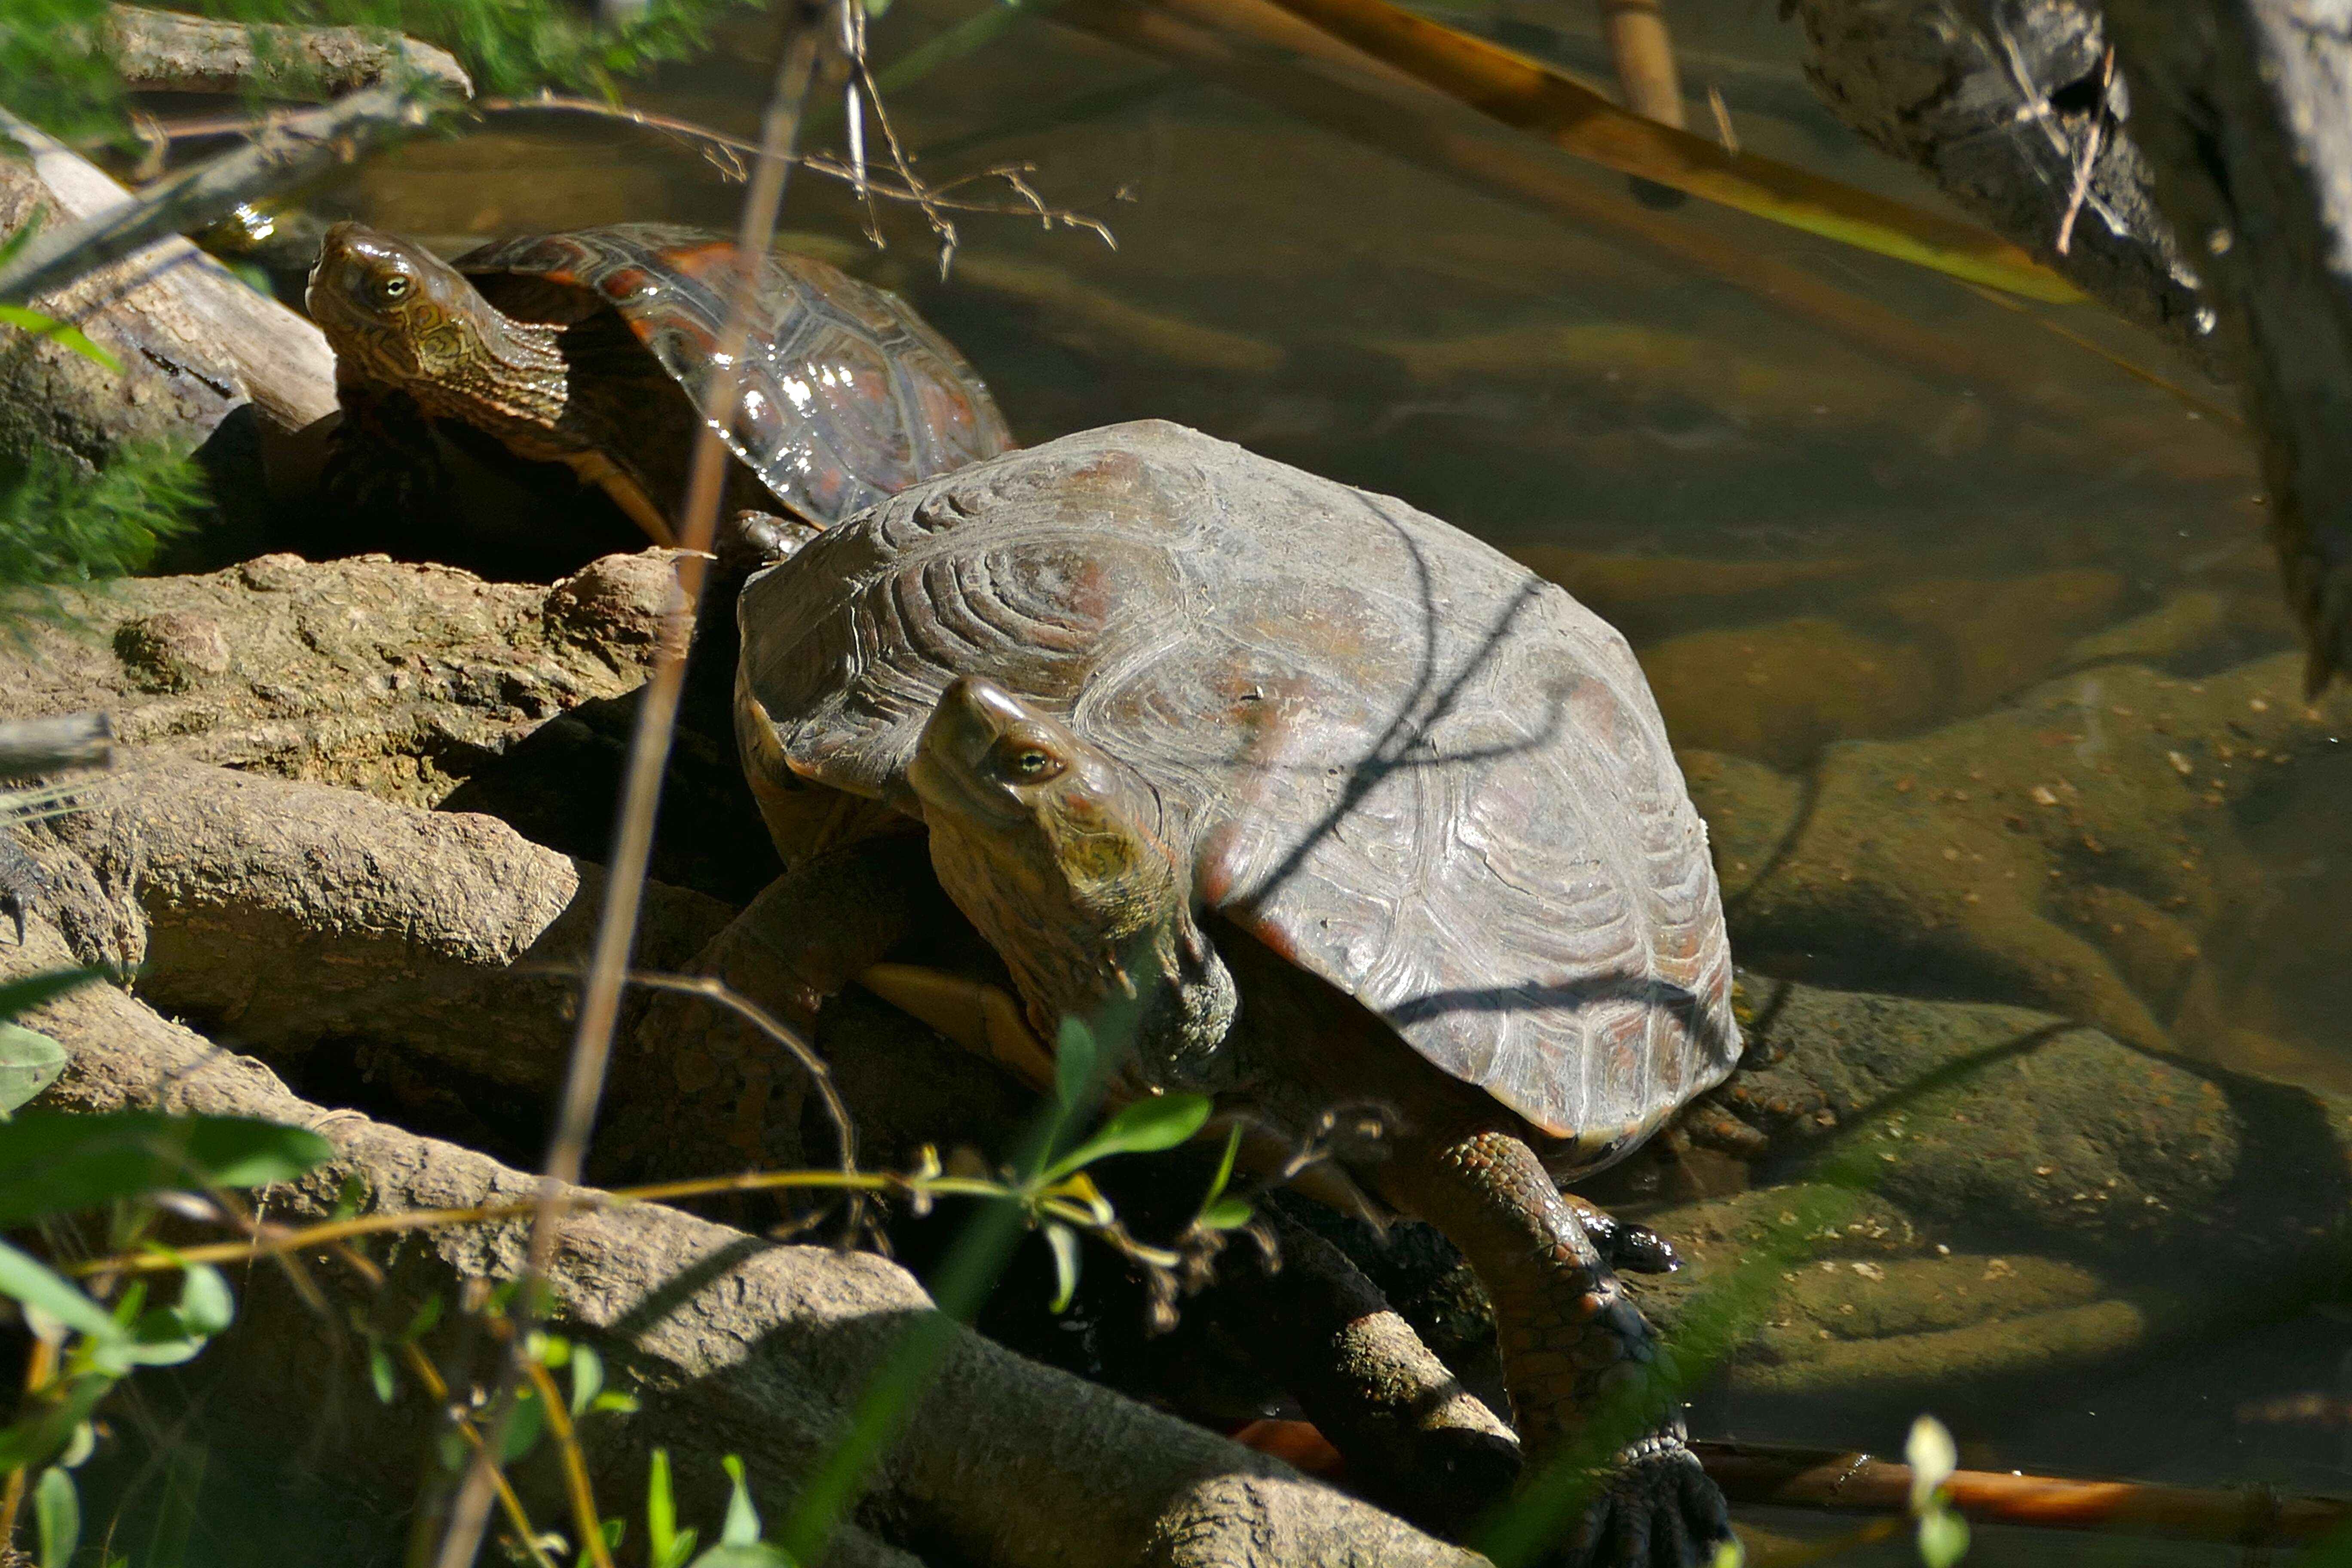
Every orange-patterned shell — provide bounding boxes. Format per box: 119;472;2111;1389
459;225;1014;527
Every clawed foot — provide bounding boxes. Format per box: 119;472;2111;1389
0;834;46;946
1559;1434;1730;1568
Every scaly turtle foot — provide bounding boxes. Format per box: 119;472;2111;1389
1376;1130;1731;1566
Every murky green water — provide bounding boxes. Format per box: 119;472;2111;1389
289;0;2352;1556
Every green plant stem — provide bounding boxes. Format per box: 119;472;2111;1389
524;1358;615;1568
398;1341;560;1568
0;1334;57;1556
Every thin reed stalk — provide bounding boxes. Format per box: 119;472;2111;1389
429;4;830;1562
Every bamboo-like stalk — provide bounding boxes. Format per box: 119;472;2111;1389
1596;0;1683;129
1067;0;2240;479
1165;0;2079;301
1062;0;2032;396
1696;1439;2349;1543
400;1341;561;1568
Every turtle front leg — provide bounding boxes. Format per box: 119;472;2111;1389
1375;1130;1729;1566
599;830;931;1187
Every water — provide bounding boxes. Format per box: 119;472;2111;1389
312;0;2351;1556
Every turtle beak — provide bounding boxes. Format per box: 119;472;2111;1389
909;677;1031;821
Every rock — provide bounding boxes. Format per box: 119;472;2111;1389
112;610;233;692
1636;571;2127;768
1685;978;2352;1262
1682;649;2352;1067
1642;617;1939;767
0;550;662;803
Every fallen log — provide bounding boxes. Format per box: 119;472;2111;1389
101;3;474;99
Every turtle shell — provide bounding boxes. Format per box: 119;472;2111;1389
458;224;1014;527
738;420;1739;1154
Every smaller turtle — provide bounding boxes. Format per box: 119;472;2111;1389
302;221;1013;566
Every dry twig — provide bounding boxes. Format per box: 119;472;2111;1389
2054;45;2115;255
0;83;447;305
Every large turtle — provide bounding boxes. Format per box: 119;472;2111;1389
675;420;1740;1560
302;220;1013;558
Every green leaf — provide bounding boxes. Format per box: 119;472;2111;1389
1709;1541;1746;1568
1053;1016;1096;1115
0;305;121;374
0;1240;121;1343
1044;1094;1212;1181
1905;1414;1958;1511
0;1025;66;1118
0;1112;333;1227
1917;1508;1970;1568
0;1373;113;1473
719;1454;762;1547
570;1343;604;1416
57;1421;92;1470
686;1548;795;1568
33;1465;76;1568
332;1172;370;1221
590;1390;639;1415
1043;1222;1080;1314
369;1345;397;1404
1200;1123;1241;1208
172;1262;233;1337
646;1448;684;1568
93;1259;227;1371
401;1293;444;1343
1196;1197;1253;1231
576;1516;625;1568
0;968;106;1028
499;1383;547;1465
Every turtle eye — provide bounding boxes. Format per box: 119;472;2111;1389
375;273;413;304
997;738;1065;781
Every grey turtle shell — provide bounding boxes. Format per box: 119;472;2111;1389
738;420;1740;1155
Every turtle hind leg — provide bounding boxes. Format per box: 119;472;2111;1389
1226;1213;1520;1538
1373;1129;1729;1566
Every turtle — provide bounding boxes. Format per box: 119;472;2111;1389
641;419;1740;1560
300;220;1014;570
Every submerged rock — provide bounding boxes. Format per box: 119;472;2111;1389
1683;648;2352;1078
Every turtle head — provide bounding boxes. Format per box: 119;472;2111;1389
306;222;498;390
909;676;1237;1092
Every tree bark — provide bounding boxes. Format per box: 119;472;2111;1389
1790;0;2212;366
2094;1;2352;690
